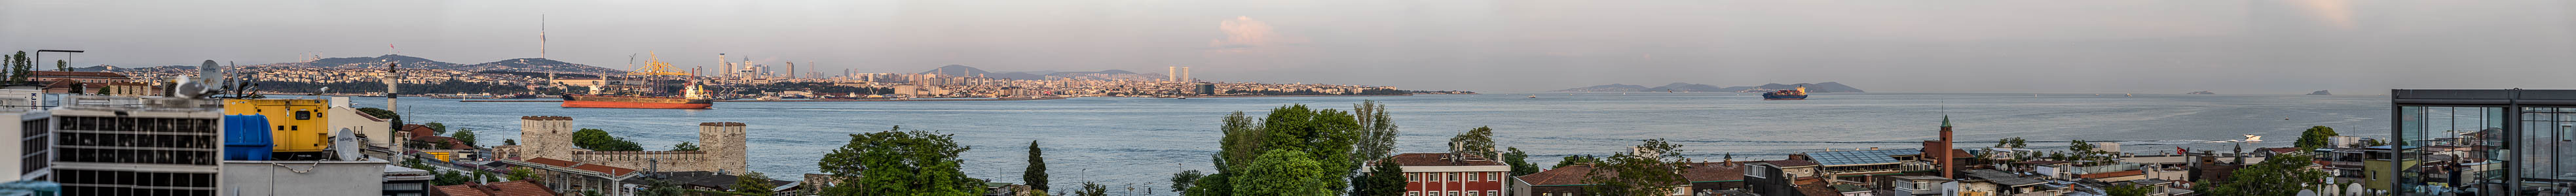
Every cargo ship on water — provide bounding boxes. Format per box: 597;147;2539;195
563;83;713;109
1761;86;1808;100
563;52;714;109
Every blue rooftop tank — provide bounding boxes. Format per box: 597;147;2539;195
223;114;274;161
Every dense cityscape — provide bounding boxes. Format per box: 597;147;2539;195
5;1;2571;196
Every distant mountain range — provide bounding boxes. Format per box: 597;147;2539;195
920;65;1147;80
1556;82;1864;93
246;54;624;74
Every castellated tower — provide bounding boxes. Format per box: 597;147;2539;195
521;116;576;159
700;122;750;173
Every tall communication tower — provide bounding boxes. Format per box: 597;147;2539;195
540;14;548;59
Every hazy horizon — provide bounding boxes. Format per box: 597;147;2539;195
4;0;2572;93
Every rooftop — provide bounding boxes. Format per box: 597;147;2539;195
1962;169;2047;186
1803;149;1920;167
1515;164;1595;186
1380;153;1506;167
523;157;640;176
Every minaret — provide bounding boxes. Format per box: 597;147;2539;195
1939;116;1956;178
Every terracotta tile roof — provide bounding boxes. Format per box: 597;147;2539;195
1682;162;1746;182
1382;153;1506;167
1793;178;1841;196
522;157;640;176
485;181;556;196
433;184;493;196
1759;159;1818;167
32;71;130;78
1516;164;1596;186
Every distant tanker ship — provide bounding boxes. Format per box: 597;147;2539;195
564;53;714;109
1761;86;1808;100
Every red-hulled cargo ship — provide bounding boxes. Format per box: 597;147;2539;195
561;95;713;109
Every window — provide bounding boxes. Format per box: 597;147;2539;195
1449;172;1458;181
1408;173;1417;182
1485;172;1495;181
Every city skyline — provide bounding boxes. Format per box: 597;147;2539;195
3;0;2573;93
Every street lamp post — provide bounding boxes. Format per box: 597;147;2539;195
33;50;83;71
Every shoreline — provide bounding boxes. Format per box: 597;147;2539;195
460;97;1068;103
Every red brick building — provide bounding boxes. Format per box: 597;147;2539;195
1372;153;1512;196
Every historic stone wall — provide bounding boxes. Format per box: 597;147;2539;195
517;116;750;173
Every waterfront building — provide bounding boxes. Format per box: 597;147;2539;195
2387;89;2575;195
512;116;751;173
1371;153;1511;196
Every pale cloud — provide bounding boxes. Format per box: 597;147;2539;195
1208;16;1303;50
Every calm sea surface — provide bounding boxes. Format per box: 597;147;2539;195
314;92;2387;193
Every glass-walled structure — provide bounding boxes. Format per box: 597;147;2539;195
2392;90;2576;195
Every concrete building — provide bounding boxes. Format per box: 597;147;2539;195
217;159;388;195
1370;153;1511;196
325;97;398;151
10;96;226;195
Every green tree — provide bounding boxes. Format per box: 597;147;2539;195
1168;170;1204;193
1351;100;1399;168
1351;159;1405;196
2296;125;2340;150
1075;182;1110;196
816;126;984;195
2106;183;2154;196
432;171;469;186
7;52;26;83
671;142;700;151
1183;172;1233;196
2193;154;2325;196
506;167;542;182
1583;139;1687;195
1232;150;1330;196
1025;140;1050;191
1552;155;1599;169
451;128;477;147
96;86;110;95
732;171;776;195
504;139;517;146
570;128;644;151
1217;111;1265;170
424;122;448;135
1503;147;1540;176
1450;126;1497;158
636;178;684;196
356;107;402;126
54;59;66;71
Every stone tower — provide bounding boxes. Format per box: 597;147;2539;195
699;122;749;173
521;116;576;159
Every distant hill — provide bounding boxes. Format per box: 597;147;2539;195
2307;90;2332;95
1643;82;1730;92
1554;84;1651;91
2187;91;2217;95
1556;82;1864;93
259;54;622;74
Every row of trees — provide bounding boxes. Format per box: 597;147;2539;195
0;51;48;84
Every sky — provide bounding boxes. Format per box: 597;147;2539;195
2;0;2572;93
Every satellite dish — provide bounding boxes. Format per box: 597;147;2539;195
174;76;212;99
331;129;364;161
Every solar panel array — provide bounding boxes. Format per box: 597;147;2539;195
1806;149;1922;166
